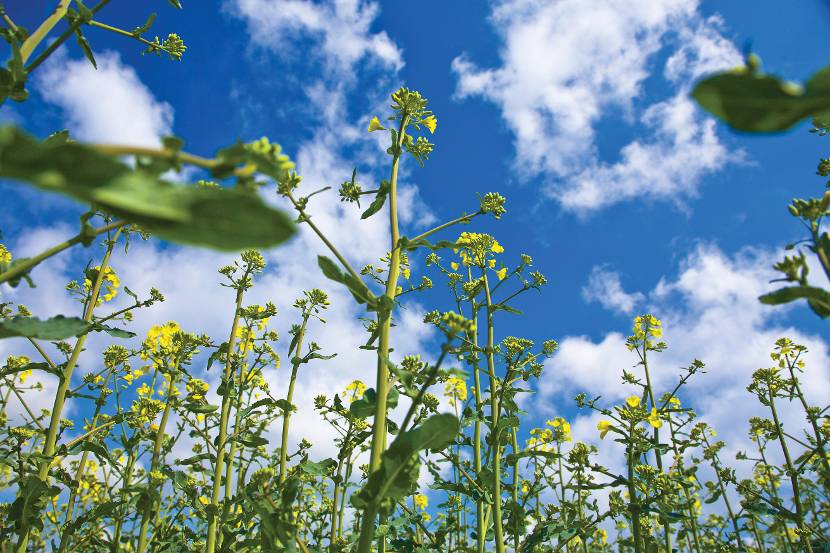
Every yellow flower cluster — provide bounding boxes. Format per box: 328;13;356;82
413;494;428;510
546;417;572;442
141;321;182;364
186;378;209;401
0;243;11;265
628;315;662;349
344;380;367;402
444;376;467;405
453;232;504;270
83;265;120;303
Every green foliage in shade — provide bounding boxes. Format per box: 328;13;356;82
0;126;297;251
692;60;830;132
350;387;400;419
351;414;459;509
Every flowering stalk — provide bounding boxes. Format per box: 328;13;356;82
482;271;507;553
279;317;308;482
206;253;262;553
136;365;180;553
14;227;121;553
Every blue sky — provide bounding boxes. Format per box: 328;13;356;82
2;0;830;476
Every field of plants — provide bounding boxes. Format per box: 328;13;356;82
0;2;829;552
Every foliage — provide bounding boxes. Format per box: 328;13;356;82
0;5;828;553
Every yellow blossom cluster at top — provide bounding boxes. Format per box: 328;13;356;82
413;494;428;510
83;265;120;304
443;376;467;405
0;243;11;265
452;232;507;279
141;321;182;360
344;380;367;402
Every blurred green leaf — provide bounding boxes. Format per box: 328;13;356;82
692;64;830;132
0;126;296;250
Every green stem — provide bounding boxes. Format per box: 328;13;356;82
205;284;247;553
483;272;506;553
356;114;408;553
767;391;813;553
24;0;111;73
279;317;308;482
0;220;126;285
14;227;120;553
136;369;179;553
19;0;71;63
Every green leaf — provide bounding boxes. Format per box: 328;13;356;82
349;387;399;419
0;315;88;340
758;285;830;318
299;458;337;477
361;180;390;219
692;64;830;132
8;476;60;533
317;255;373;305
352;413;459;509
0;126;296;251
73;29;97;69
186;403;220;414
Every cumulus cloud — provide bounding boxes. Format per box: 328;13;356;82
540;244;830;478
227;0;402;75
581;266;644;314
452;0;742;213
36;51;173;146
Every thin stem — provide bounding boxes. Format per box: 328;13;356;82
19;0;71;64
0;220;126;285
205;283;247;553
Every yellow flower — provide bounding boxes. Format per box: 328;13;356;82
0;244;11;265
597;420;612;439
626;396;641;408
521;481;529;494
199;495;210;506
444;376;467;405
647;408;662;429
496;267;508;280
413;494;428;510
344;380;367;402
83;266;120;303
367;116;385;132
450;262;459;271
422;115;437;134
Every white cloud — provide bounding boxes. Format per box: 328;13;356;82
452;0;742;213
35;51;173;146
581;266;644;314
540;244;830;476
227;0;402;75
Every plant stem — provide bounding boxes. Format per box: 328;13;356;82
279;317;309;482
205;283;247;553
14;227;120;553
356;114;408;553
767;391;814;553
136;368;179;553
483;272;506;553
0;220;126;285
19;0;71;64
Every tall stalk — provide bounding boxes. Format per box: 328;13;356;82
136;366;180;553
279;317;309;481
15;228;121;553
356;114;408;553
483;273;506;553
205;277;248;553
